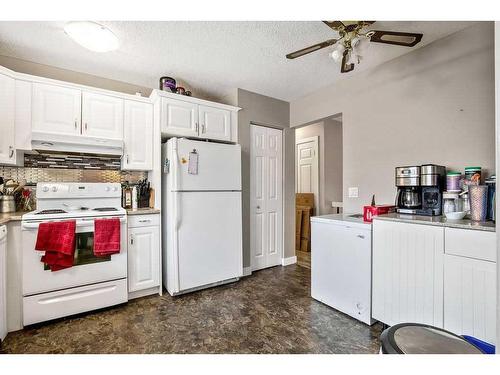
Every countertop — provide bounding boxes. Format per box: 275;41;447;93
310;213;371;228
0;211;31;225
374;212;496;232
126;208;161;216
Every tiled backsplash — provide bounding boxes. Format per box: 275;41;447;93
0;166;147;185
24;152;123;170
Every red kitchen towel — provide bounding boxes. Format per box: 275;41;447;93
94;218;121;256
35;220;76;271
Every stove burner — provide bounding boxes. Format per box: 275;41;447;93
35;209;67;215
93;207;119;212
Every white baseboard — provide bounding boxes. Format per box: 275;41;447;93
242;267;252;277
282;256;297;266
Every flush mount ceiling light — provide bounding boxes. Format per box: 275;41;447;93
64;21;119;52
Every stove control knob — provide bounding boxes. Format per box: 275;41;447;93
105;186;111;192
113;186;118;191
42;186;49;192
51;186;58;192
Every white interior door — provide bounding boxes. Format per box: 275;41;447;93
296;136;319;212
250;125;283;271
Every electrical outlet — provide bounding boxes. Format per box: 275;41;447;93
348;187;359;198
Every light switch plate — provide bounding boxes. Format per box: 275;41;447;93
348;187;359;198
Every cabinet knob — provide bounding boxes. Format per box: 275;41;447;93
256;205;261;209
357;234;365;239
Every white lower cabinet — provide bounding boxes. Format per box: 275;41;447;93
444;254;496;344
373;219;497;345
372;220;444;327
0;226;7;342
127;214;161;297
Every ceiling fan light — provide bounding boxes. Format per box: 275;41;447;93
64;21;119;52
330;49;343;63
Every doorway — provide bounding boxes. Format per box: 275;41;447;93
294;115;343;268
296;136;319;211
250;124;284;271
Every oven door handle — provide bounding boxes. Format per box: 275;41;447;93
21;217;127;230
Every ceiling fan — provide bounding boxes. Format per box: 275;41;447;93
286;21;423;73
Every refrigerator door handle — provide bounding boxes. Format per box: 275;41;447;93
175;192;182;230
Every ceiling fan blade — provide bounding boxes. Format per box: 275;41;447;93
369;30;423;47
286;39;337;59
340;49;354;73
323;21;345;30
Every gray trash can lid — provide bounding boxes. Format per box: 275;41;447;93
380;323;484;354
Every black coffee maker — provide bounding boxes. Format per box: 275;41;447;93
395;165;446;216
418;164;446;216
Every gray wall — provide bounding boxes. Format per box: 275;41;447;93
237;89;293;268
323;118;343;209
290;22;495;213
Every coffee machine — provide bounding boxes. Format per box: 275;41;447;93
419;164;446;216
395;166;422;214
395;165;446;216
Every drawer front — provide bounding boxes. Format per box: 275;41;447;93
444;228;496;262
23;278;127;325
128;214;160;228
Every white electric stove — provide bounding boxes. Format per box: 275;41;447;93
21;182;128;326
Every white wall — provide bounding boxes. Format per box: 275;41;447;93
290;22;495;213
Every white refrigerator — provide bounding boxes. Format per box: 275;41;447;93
162;138;243;295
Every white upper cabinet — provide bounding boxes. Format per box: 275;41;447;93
155;91;239;143
32;83;81;136
82;92;123;140
199;105;231;141
161;98;198;137
0;73;16;165
123;100;153;171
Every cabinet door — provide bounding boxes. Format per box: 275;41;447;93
0;74;16;165
161;98;198;137
0;231;7;341
82;92;123;140
372;220;444;327
444;254;496;344
199;105;231;141
128;226;160;292
123;101;153;170
32;83;81;135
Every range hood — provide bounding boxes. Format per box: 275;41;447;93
31;131;123;156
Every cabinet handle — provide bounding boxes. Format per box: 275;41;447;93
195;122;199;133
126;155;129;164
9;146;14;158
130;235;134;245
74;120;78;130
139;219;151;223
85;122;88;131
201;124;206;133
357;235;365;239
